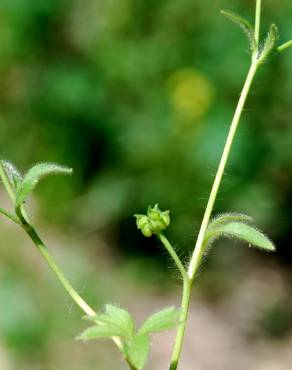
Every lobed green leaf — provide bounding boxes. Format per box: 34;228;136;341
81;304;179;368
15;162;72;208
126;334;150;370
139;306;180;335
77;323;125;341
221;10;256;51
105;304;135;338
84;304;135;340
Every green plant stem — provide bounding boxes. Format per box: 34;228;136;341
157;232;191;370
277;40;292;53
169;59;260;370
156;234;192;369
188;60;259;279
0;207;21;224
15;208;128;359
157;233;187;280
169;277;192;370
255;0;262;46
23;220;96;316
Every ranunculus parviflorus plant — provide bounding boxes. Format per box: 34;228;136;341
0;1;291;369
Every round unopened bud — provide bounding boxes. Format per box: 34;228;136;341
147;204;170;232
135;205;171;237
134;214;153;237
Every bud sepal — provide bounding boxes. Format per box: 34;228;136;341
134;204;170;237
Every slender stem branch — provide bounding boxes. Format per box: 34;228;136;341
157;233;187;281
0;207;21;224
255;0;262;47
22;220;96;316
188;61;258;280
277;40;292;53
15;207;126;358
169;59;260;369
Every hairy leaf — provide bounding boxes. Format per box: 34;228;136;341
85;304;135;340
207;213;253;232
206;221;275;251
139;306;180;335
127;334;150;370
221;10;256;51
105;304;135;338
1;160;23;189
15;162;72;208
259;24;278;62
77;323;125;341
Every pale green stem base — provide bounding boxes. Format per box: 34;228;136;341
169;277;192;370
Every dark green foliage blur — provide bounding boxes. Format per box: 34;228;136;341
1;0;292;369
1;0;292;256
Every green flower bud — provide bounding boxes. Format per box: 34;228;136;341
148;204;170;232
135;205;171;237
147;204;161;221
134;214;153;237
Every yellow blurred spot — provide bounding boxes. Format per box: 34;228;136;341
168;69;215;125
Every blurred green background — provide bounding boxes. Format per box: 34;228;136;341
1;0;292;369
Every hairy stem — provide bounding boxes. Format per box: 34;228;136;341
169;277;192;370
169;58;260;369
157;232;190;369
188;61;259;279
157;232;187;280
22;219;96;316
15;208;128;360
0;164;96;317
255;0;262;46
